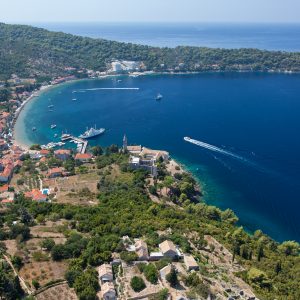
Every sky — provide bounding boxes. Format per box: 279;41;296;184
1;0;300;24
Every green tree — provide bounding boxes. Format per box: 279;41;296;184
166;266;178;287
144;264;158;284
257;244;264;262
11;256;23;270
40;238;55;251
91;146;103;156
130;276;146;292
278;241;300;256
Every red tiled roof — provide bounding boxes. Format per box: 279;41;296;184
54;149;71;155
75;153;92;160
0;184;9;192
25;189;47;201
1;199;13;204
40;157;47;163
48;167;63;175
40;149;50;155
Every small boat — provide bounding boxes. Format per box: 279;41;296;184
72;98;77;101
156;93;163;100
48;104;54;108
61;133;71;140
32;127;36;131
50;124;56;129
48;109;54;112
54;134;58;138
117;79;122;83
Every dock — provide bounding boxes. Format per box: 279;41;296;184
61;135;88;154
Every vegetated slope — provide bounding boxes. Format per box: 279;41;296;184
1;22;300;80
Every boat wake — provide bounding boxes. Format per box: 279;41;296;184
184;136;272;174
73;87;139;92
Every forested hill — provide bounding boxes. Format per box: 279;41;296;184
1;22;300;80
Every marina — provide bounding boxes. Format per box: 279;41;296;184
61;134;88;153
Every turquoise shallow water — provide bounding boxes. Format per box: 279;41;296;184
15;73;300;242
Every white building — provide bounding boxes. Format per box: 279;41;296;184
110;60;140;73
111;61;123;73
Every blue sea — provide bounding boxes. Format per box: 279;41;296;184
33;22;300;51
15;73;300;242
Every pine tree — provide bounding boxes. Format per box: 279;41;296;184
275;261;282;275
257;244;264;262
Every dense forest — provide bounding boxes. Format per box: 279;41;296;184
1;22;300;80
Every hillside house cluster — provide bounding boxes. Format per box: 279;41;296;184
122;237;198;271
123;135;169;177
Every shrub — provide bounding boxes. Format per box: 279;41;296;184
32;279;40;289
120;251;138;263
130;276;146;292
40;238;55;251
144;264;158;284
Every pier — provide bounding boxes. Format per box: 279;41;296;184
61;135;88;154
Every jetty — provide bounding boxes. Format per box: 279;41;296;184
61;134;88;154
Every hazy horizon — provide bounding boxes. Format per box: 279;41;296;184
1;0;300;24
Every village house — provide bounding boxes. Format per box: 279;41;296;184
101;282;116;300
54;149;71;161
98;264;113;285
48;167;64;178
39;149;50;157
0;159;14;183
0;184;14;204
75;153;92;163
183;254;199;271
159;240;178;259
25;189;47;202
135;239;149;261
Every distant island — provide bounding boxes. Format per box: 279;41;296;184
1;22;300;82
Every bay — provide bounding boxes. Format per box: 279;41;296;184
15;73;300;242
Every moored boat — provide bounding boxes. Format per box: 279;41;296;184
79;126;105;139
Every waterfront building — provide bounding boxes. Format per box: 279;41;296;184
129;156;158;177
